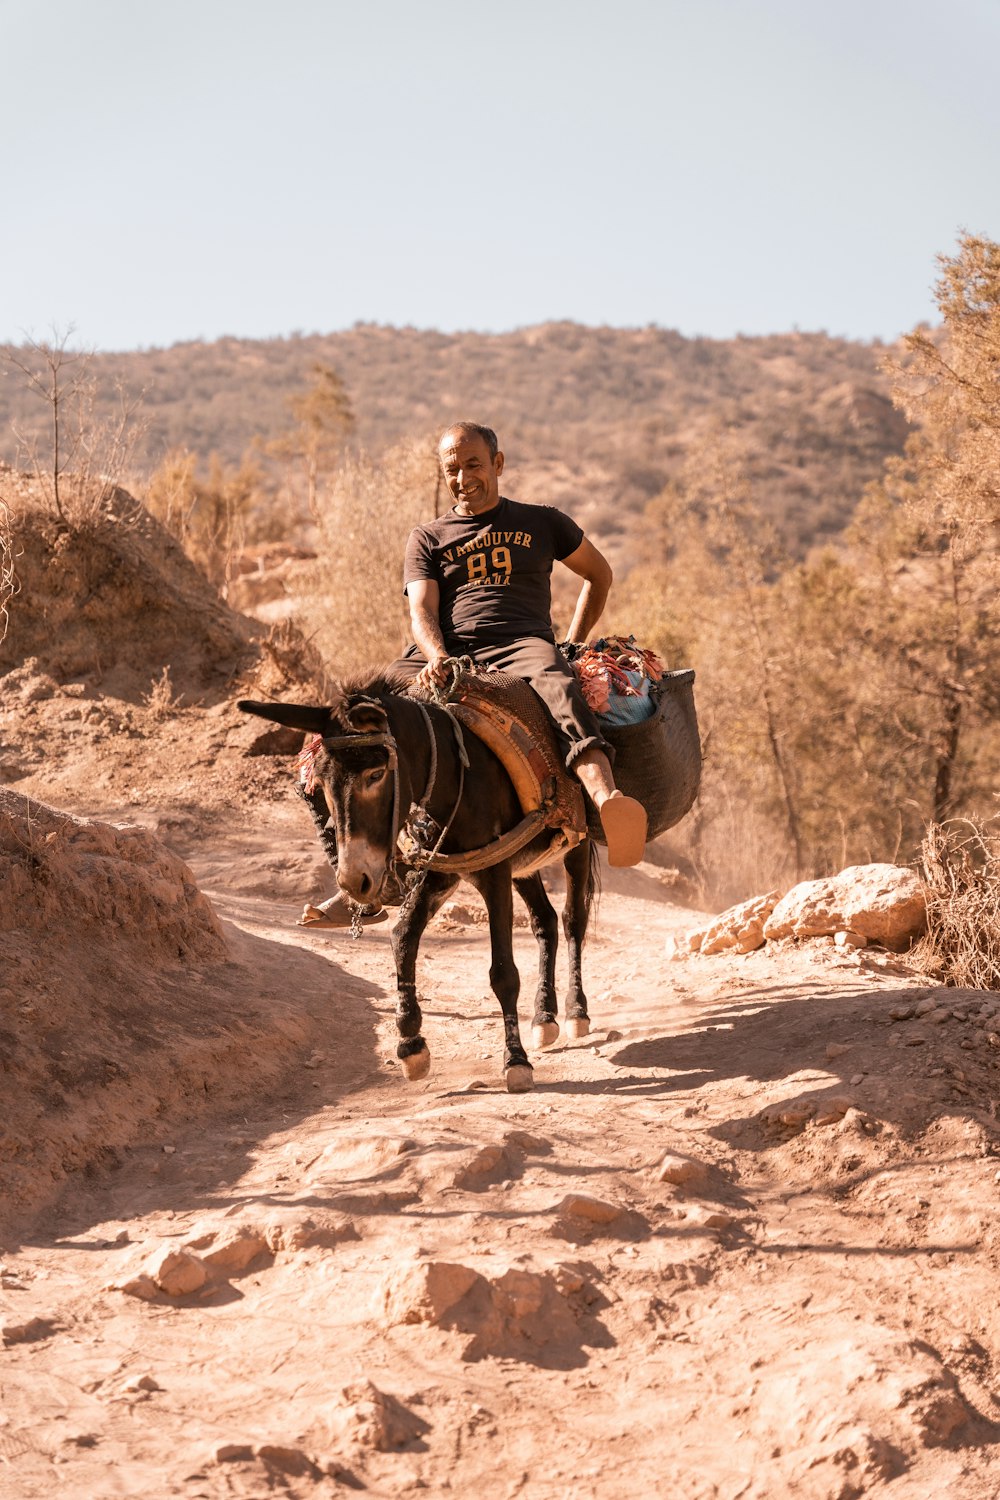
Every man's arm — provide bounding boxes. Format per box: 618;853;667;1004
406;579;451;686
559;537;614;643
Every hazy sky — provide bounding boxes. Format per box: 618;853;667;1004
3;0;998;351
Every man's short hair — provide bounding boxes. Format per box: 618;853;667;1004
439;422;499;461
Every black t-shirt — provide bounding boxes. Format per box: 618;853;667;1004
403;496;584;649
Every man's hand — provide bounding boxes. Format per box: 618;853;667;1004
414;649;451;694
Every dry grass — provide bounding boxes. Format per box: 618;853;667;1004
915;820;1000;989
0;494;17;644
293;439;439;676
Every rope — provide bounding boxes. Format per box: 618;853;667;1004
425;655;474;706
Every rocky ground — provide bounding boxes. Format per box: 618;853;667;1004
5;792;1000;1498
4;479;1000;1497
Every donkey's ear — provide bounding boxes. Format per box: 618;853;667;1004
345;699;389;735
237;699;332;735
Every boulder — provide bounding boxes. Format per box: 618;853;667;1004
697;889;784;955
763;864;926;951
146;1246;208;1297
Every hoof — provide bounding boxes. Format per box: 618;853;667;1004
505;1064;534;1094
531;1020;560;1051
564;1018;590;1040
400;1046;431;1081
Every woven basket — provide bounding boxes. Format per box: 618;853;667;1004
586;668;701;843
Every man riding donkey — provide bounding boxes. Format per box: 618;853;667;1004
299;420;648;927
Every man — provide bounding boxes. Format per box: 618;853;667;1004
299;421;646;928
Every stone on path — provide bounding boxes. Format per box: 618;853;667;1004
146;1246;208;1297
763;864;926;950
697;890;784;955
656;1153;712;1186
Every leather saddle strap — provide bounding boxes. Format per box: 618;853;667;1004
424;808;550;874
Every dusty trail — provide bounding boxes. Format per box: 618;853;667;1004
5;821;1000;1499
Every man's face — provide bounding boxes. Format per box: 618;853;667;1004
438;430;504;516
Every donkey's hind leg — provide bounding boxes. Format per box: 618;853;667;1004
562;839;596;1040
514;872;561;1051
390;872;457;1081
468;863;532;1093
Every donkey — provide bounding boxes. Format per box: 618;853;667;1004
239;672;597;1093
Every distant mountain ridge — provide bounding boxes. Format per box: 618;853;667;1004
0;322;910;558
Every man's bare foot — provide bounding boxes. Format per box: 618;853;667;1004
599;792;648;867
297;894;387;929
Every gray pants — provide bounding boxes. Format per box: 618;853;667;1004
389;636;613;771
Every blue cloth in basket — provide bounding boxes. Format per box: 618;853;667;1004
596;670;655;728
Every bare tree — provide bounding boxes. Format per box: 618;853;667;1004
3;326;146;523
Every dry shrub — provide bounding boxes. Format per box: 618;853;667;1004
294;438;439;675
244;618;334;702
143;449;260;596
142;665;179;718
915;820;1000;989
5;333;146;527
0;493;17;644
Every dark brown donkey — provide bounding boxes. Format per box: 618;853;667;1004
239;672;597;1094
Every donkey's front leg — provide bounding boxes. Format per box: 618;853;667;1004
470;864;532;1094
389;872;457;1081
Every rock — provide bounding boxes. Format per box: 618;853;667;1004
763;864;926;950
656;1153;711;1186
684;1205;734;1230
188;1225;269;1273
214;1443;254;1463
834;930;867;949
2;1317;55;1345
505;1130;550;1155
256;1444;319;1477
825;1041;852;1060
556;1193;622;1224
684;925;710;954
889;1005;914;1021
452;1144;509;1190
334;1380;430;1452
146;1247;208;1297
117;1274;159;1301
697;890;783;956
380;1261;484;1327
264;1212;360;1252
915;997;937;1016
123;1374;161;1393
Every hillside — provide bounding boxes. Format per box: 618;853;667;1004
0;323;910;558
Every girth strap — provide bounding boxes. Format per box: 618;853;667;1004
421;807;550;874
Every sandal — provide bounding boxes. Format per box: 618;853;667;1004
599;793;648;868
297;894;388;929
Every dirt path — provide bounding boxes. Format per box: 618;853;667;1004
4;833;1000;1499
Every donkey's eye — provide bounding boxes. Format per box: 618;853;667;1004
364;767;386;786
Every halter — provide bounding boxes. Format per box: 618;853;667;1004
319;706;469;874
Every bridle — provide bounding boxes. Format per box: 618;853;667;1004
320;701;469;879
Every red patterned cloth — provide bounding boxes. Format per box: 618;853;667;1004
570;636;664;715
296;734;323;795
